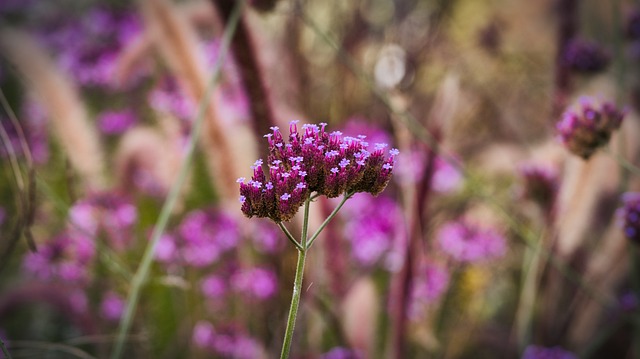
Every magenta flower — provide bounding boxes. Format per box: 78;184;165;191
22;232;95;283
618;192;640;244
178;208;240;267
192;322;263;359
35;6;143;88
437;220;506;263
239;121;398;222
201;274;228;299
409;263;450;318
231;267;278;300
556;97;625;159
97;109;137;135
68;192;137;251
341;193;404;268
100;291;126;321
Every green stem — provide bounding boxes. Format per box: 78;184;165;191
280;197;311;359
109;3;244;358
605;147;640;177
306;191;353;250
0;337;11;359
278;222;304;251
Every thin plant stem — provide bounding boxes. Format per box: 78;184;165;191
306;191;354;250
109;2;245;358
280;197;311;359
278;222;304;251
605;147;640;177
0;337;11;359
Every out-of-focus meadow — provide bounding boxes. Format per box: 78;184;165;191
0;0;640;358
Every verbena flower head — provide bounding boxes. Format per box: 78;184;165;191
563;38;610;74
239;121;398;222
437;220;506;263
556;97;625;159
619;192;640;244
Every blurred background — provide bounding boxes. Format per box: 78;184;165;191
0;0;640;358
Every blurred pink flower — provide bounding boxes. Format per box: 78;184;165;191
100;291;125;321
23;233;95;283
437;220;506;263
231;267;278;300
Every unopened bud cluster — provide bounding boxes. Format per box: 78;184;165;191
238;121;398;222
556;97;625;159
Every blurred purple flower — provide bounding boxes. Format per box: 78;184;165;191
148;77;196;122
178;208;240;267
518;163;559;211
521;345;577;359
155;233;178;264
341;193;404;268
432;156;463;193
201;274;228;299
322;347;363;359
97;109;137;135
35;6;142;88
23;232;95;283
100;291;125;321
618;192;640;244
231;267;278;300
619;291;638;312
563;38;610;74
556;97;625;159
68;192;137;251
192;321;216;349
250;219;284;254
437;220;506;263
192;321;263;359
409;263;450;318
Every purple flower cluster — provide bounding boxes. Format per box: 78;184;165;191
341;193;403;268
556;97;625;159
200;266;278;301
22;232;94;283
437;220;506;263
68;192;137;251
409;263;450;318
563;38;610;74
35;7;142;88
619;192;640;244
100;291;126;321
155;208;240;267
239;121;398;222
521;345;577;359
97;109;137;135
192;321;263;359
